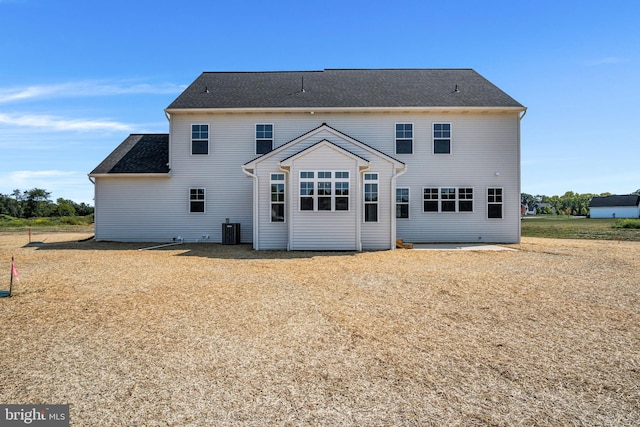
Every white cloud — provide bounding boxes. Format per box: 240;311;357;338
0;80;185;104
0;112;133;132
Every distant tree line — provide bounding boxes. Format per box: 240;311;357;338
522;189;640;216
0;188;93;218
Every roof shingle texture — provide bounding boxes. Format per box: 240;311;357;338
166;69;524;110
91;134;169;174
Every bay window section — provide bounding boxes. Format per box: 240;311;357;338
270;174;285;222
299;171;349;212
364;173;378;222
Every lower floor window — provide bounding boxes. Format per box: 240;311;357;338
364;173;378;222
423;187;473;213
299;171;349;211
396;188;409;218
488;188;503;218
190;188;205;213
271;174;285;222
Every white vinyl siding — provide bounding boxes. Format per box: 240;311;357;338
94;110;521;246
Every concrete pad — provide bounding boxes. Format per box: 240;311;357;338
411;243;516;251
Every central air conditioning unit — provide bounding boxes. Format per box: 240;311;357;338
222;222;241;244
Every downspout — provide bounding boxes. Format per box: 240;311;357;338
241;166;259;250
165;110;172;174
88;175;96;238
358;165;371;252
517;107;527;244
278;164;291;250
390;164;408;250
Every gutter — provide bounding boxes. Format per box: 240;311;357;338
165;106;527;115
519;107;528;120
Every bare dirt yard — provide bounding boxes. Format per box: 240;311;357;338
1;232;639;426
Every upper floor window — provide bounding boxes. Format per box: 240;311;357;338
191;124;209;155
423;187;473;213
395;123;413;154
487;188;503;218
189;188;205;213
256;124;273;155
433;123;451;154
299;171;349;212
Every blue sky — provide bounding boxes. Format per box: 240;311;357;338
1;0;638;204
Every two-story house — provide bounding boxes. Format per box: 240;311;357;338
89;69;526;250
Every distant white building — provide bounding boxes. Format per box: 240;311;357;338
589;195;640;219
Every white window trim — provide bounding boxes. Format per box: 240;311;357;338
270;173;286;223
487;187;504;219
191;123;209;156
395;122;414;155
256;123;274;155
363;172;379;223
189;188;206;213
396;187;410;219
432;122;452;155
422;186;474;213
298;170;350;212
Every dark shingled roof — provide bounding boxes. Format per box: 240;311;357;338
90;134;169;175
589;195;640;208
166;69;524;110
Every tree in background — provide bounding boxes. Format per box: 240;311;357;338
54;198;77;217
0;188;93;218
23;188;52;218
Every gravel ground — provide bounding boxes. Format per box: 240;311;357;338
1;233;639;426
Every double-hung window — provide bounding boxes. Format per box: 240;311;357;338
335;172;350;211
299;171;349;211
189;188;205;213
364;173;378;222
191;124;209;155
396;188;410;218
459;188;474;212
433;123;451;154
423;188;439;212
487;188;503;218
270;174;285;222
256;124;273;155
317;171;332;211
423;187;473;213
395;123;413;154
